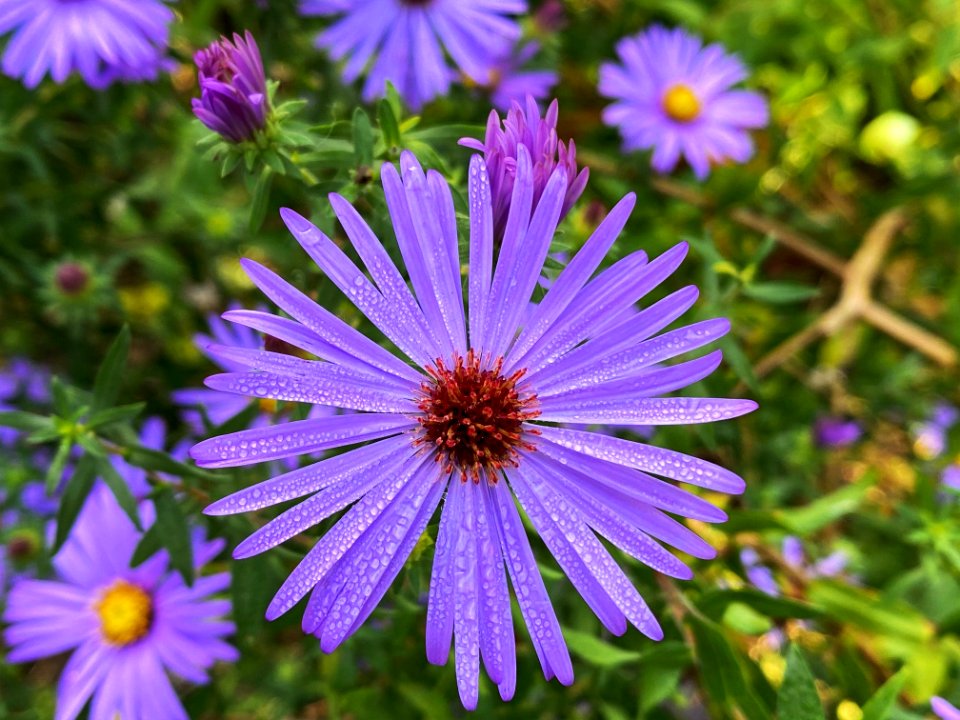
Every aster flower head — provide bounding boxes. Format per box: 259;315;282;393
460;96;588;240
0;0;174;89
193;31;270;144
190;137;755;708
599;25;769;180
301;0;525;110
3;484;236;720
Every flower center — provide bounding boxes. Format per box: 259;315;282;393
95;580;153;646
416;351;539;484
662;84;701;123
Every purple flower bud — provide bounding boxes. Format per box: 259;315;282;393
460;96;589;240
192;31;269;144
813;417;862;448
933;697;960;720
943;464;960;492
54;262;90;295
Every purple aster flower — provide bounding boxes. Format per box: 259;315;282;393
942;465;960;492
3;483;236;720
193;31;270;144
0;0;174;89
301;0;525;110
599;25;769;180
934;698;960;720
813;417;862;448
189;145;755;708
487;42;558;111
460;96;588;241
174;310;265;432
740;548;779;596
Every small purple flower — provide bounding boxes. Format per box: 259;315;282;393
782;536;847;578
599;25;768;179
942;465;960;492
460;96;589;240
813;417;862;448
915;404;957;460
301;0;525;110
933;697;960;720
740;548;779;597
189;143;754;708
0;0;174;89
488;43;558;111
3;484;237;720
174;310;266;432
193;31;270;144
0;358;51;446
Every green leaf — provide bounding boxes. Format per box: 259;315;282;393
248;167;273;233
777;645;826;720
377;98;402;151
92;325;131;411
778;473;875;535
807;579;933;643
231;553;277;639
86;402;145;430
131;523;163;566
743;281;820;304
0;410;53;433
861;668;908;720
45;438;73;494
699;589;822;622
54;455;97;549
352;107;374;167
564;629;642;667
95;456;143;531
124;443;219;481
153;487;194;585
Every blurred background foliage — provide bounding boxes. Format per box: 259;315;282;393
2;0;960;718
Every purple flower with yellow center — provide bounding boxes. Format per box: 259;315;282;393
2;484;236;720
193;31;270;144
599;25;768;180
189;136;754;707
934;698;960;720
460;96;588;241
300;0;525;110
0;0;174;89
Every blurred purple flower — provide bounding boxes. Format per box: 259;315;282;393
942;465;960;492
189;147;753;708
301;0;525;110
193;31;270;144
488;43;558;111
914;402;957;460
740;548;780;596
0;0;174;89
459;96;589;240
782;535;847;577
0;358;51;446
174;310;265;432
599;25;768;179
3;484;237;720
813;417;862;448
933;698;960;720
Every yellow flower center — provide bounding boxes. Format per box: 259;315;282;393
662;84;701;123
95;580;153;646
258;398;278;414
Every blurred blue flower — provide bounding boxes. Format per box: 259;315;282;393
301;0;525;109
190;143;753;708
3;484;237;720
599;25;768;179
193;31;270;144
813;417;862;448
0;0;174;89
487;42;558;111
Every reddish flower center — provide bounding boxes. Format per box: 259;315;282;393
416;351;539;484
